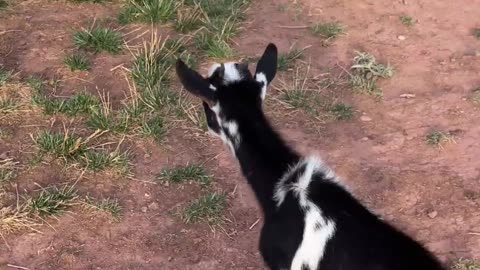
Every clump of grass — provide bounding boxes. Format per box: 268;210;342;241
473;28;480;40
399;15;415;27
25;186;78;216
118;0;180;24
86;94;128;132
0;158;18;183
194;32;235;59
182;192;225;224
64;54;90;71
158;164;212;187
81;150;129;172
141;114;166;144
452;259;480;270
130;34;184;89
425;130;454;146
84;196;122;218
69;0;107;3
0;98;17;113
0;128;12;139
329;102;354;120
0;206;39;237
277;46;304;71
278;65;324;118
0;68;13;84
309;22;344;39
62;92;100;116
34;130;88;159
0;0;7;10
174;5;205;33
349;51;394;97
73;26;123;53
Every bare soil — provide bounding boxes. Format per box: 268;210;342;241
1;0;479;269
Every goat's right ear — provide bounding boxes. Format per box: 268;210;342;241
255;43;278;85
176;59;215;105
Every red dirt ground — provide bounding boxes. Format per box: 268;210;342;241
1;0;479;269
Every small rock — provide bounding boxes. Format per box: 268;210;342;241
141;206;148;213
0;152;8;160
360;116;372;122
361;137;369;141
168;256;173;262
397;35;406;40
400;94;416;99
476;51;480;57
148;202;159;210
427;210;438;219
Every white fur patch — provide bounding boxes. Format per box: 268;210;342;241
208;62;242;85
207;103;241;154
273;156;337;270
255;72;268;100
291;205;336;270
273;156;337;207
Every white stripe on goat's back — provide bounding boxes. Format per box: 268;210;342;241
291;203;336;270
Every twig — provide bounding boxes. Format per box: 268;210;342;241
468;232;480;236
277;25;309;29
0;30;22;36
110;63;125;72
249;218;261;230
7;264;30;270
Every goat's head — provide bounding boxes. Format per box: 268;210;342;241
175;43;278;148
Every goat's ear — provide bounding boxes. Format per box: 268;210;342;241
255;43;278;85
176;59;215;105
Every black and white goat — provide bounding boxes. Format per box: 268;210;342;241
175;44;446;270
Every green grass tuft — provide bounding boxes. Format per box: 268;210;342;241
425;130;453;146
278;46;303;71
473;28;480;40
34;130;88;159
194;32;235;59
81;150;129;172
62;92;100;116
349;51;394;97
25;186;78;216
84;196;122;218
158;164;212;187
140;114;166;144
309;22;344;39
118;0;179;24
399;15;415;27
73;26;123;54
0;68;13;84
0;159;18;183
64;54;90;71
86;110;128;132
174;5;205;33
452;259;480;270
182;192;225;224
0;98;17;113
0;0;7;10
329;102;354;120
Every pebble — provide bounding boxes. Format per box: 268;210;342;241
398;35;406;40
427;210;438;219
361;137;369;141
360;116;372;122
141;206;148;213
148;202;159;210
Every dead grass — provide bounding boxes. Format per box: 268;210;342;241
182;192;226;225
349;51;394;97
425;130;454;146
0;158;19;183
452;259;480;270
0;206;39;238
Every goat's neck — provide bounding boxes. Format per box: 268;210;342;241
232;112;300;216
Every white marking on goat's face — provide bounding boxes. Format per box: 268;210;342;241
255;72;268;100
205;103;241;155
208;62;243;85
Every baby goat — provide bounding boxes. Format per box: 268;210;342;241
175;44;446;270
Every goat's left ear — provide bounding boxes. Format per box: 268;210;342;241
255;43;278;99
255;43;278;84
176;59;215;105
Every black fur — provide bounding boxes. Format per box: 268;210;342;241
175;43;446;270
